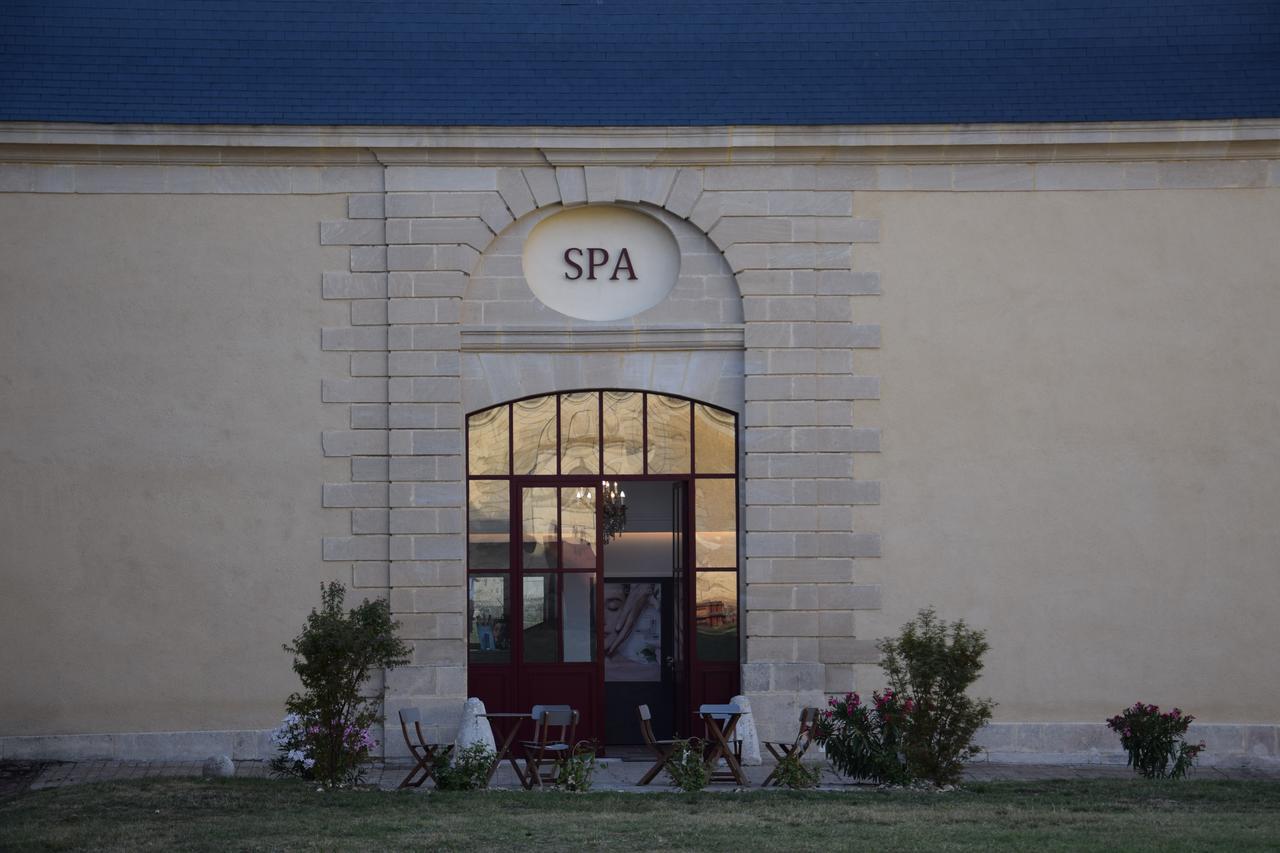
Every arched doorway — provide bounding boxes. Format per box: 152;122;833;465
465;389;740;746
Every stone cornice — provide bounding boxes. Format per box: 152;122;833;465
461;324;746;353
1;120;1278;166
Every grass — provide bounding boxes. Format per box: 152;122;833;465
2;778;1279;851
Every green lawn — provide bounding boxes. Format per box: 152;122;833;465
3;778;1279;851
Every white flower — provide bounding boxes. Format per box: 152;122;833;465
302;758;316;769
287;749;306;763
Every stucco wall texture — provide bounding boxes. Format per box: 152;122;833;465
0;193;351;735
851;188;1280;722
1;172;1278;757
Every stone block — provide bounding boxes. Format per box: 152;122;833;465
351;456;390;482
818;610;856;637
322;430;388;457
389;560;465;587
322;378;388;403
352;561;390;588
743;690;826;744
388;377;461;403
387;245;434;271
555;166;588;205
388;403;460;429
522;167;561;207
323;535;390;561
350;300;389;325
397;613;466;640
351;509;390;534
388;352;461;378
816;480;880;505
349;246;387;272
410;640;467;666
704;165;815;191
321;326;388;352
321;220;385;246
386;167;497;192
745;557;854;583
665;168;703;218
410;534;466;560
390;508;464;534
497;168;537;218
348;193;385;219
819;270;880;295
709;216;792;245
818;638;880;664
766;191;852;216
408;218;494;249
349;355;389;380
407;482;463;507
390;271;468;298
323;482;389;508
322;272;387;299
1158;159;1268;189
792;217;880;243
952;163;1034;191
584;166;619;203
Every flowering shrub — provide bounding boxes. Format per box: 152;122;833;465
433;742;495;791
274;582;410;788
554;741;599;792
812;691;911;785
772;752;822;789
269;713;379;782
1106;703;1205;779
665;738;711;792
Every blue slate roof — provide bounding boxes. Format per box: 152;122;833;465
2;1;1278;126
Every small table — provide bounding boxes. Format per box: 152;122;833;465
480;712;530;787
699;703;749;786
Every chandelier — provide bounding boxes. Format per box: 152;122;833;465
572;481;627;544
601;480;627;544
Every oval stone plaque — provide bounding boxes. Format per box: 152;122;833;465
522;205;681;321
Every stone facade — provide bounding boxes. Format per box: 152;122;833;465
2;121;1279;763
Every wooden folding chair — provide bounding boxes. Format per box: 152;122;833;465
519;704;578;789
397;708;453;789
636;704;680;785
760;706;820;787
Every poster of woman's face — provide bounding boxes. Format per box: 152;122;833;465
603;582;661;681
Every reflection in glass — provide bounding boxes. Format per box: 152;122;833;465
469;575;510;664
560;392;600;475
513;395;557;475
521;487;559;570
647;394;691;475
523;574;558;663
467;481;510;569
694;404;736;474
603;391;644;475
695;478;737;568
562;573;596;662
467;406;509;475
695;572;738;661
603;481;675;579
560;487;597;569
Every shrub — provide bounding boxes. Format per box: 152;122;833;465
813;690;911;785
1106;703;1205;779
665;738;711;792
879;607;996;786
273;581;411;788
433;742;494;791
772;752;822;789
554;741;598;792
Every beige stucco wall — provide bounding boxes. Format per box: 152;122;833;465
0;193;351;736
852;188;1280;723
